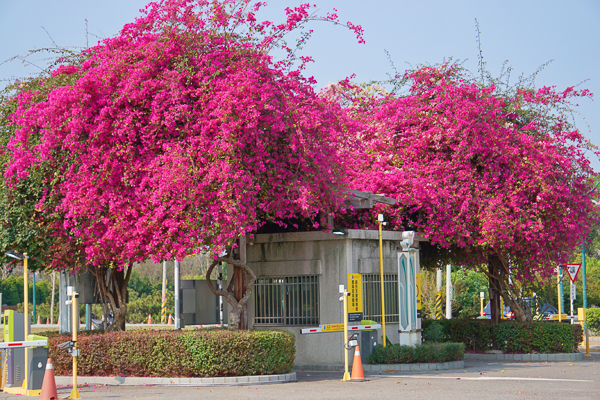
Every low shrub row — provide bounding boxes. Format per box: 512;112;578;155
586;308;600;334
422;319;583;353
43;329;295;377
368;342;464;365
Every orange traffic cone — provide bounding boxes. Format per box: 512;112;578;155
148;314;152;324
37;316;42;324
167;315;173;325
40;358;58;400
46;317;50;324
350;346;365;381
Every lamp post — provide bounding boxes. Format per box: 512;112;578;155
377;214;386;347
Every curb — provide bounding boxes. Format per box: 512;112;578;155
294;360;464;372
55;372;297;387
464;353;583;361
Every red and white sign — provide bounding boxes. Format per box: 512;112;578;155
563;263;582;284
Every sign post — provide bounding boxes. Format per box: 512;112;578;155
339;284;350;381
480;292;485;317
564;264;581;318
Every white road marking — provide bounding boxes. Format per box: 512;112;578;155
371;375;593;382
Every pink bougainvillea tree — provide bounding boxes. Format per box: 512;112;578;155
340;65;597;322
4;0;363;329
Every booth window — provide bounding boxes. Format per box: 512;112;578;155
254;275;319;326
362;273;399;323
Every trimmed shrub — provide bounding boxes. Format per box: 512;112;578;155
586;308;600;334
368;342;464;365
422;321;445;343
47;329;295;377
422;319;582;353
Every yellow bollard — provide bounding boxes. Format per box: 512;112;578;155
342;286;350;381
70;290;81;399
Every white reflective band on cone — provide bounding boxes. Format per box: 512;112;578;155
46;363;53;369
355;349;360;355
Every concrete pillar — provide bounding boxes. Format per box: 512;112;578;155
445;264;452;319
174;260;181;330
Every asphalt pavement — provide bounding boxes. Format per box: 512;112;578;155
2;350;597;400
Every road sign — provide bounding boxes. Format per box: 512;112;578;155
564;263;582;284
347;274;363;314
570;283;576;300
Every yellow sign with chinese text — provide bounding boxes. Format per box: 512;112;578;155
321;323;345;332
348;273;363;314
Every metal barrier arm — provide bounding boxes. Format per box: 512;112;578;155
0;340;48;349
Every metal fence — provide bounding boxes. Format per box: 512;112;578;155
362;273;399;323
253;275;319;326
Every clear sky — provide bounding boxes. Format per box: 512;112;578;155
1;0;599;170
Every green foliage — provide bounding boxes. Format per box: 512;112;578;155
46;329;295;377
367;342;464;365
451;268;488;319
1;277;53;306
586;308;600;334
126;270;175;323
422;319;582;353
422;321;446;343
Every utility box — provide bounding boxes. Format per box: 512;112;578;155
27;335;48;391
360;329;379;363
578;307;586;321
181;280;228;326
3;311;26;388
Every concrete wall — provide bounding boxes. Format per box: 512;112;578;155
245;229;422;365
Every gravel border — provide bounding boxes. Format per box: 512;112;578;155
464;353;583;361
55;372;297;387
294;360;464;372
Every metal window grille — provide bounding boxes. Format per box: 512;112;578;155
254;275;319;326
362;274;399;323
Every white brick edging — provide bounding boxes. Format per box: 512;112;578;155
294;360;464;372
55;372;297;387
463;353;583;362
362;360;464;372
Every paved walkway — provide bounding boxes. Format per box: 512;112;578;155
3;350;597;400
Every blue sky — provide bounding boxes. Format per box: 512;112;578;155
2;0;599;170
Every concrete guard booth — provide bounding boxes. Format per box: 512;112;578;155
244;228;425;366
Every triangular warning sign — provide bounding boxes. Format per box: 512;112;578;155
565;263;582;284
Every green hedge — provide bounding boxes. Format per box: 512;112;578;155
586;308;600;334
422;320;583;353
43;329;295;377
368;343;464;365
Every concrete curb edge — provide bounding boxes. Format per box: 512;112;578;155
294;360;465;372
464;352;584;361
55;372;297;386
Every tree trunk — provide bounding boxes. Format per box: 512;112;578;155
205;245;256;331
486;253;533;324
488;254;502;324
50;271;56;324
89;263;132;331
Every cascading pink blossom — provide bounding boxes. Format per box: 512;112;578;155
5;0;363;269
342;65;597;281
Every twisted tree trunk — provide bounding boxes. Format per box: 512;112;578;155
89;263;132;331
484;253;533;324
205;245;256;330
